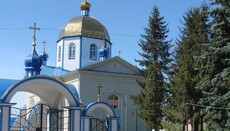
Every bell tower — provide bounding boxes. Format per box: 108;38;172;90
56;0;112;71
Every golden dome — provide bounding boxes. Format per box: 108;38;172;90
58;16;110;41
80;1;91;10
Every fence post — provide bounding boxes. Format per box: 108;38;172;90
82;116;92;131
65;106;84;131
109;117;119;131
0;103;16;131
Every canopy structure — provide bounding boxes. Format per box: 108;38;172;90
0;75;79;107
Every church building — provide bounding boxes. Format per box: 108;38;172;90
0;0;148;131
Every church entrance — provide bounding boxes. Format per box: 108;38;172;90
91;118;109;131
0;76;118;131
10;103;70;131
82;102;118;131
0;76;81;131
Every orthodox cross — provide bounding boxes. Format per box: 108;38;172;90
118;50;122;57
97;83;103;102
43;41;46;52
29;23;40;46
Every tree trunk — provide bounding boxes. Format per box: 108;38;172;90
193;116;199;131
200;115;203;131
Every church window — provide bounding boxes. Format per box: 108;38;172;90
90;44;97;60
69;43;76;59
108;95;119;109
58;46;61;61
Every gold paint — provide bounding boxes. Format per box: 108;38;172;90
32;42;36;47
58;16;110;40
80;1;91;10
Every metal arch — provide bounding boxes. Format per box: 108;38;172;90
1;75;80;106
83;102;116;117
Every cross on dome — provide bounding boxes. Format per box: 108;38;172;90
43;41;47;52
118;50;122;57
29;23;40;46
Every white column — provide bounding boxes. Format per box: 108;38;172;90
65;106;84;131
82;116;92;131
0;103;16;131
109;117;119;131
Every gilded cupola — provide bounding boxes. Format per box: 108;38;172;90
58;0;110;41
80;0;91;11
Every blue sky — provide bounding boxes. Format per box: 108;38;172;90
0;0;207;80
0;0;207;108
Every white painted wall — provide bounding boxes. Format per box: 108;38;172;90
24;92;40;108
56;37;111;71
80;37;111;68
78;71;147;131
63;37;81;70
56;39;63;68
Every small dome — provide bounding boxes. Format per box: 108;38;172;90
40;51;49;66
80;1;91;10
99;47;109;58
40;51;49;61
25;50;42;68
58;16;110;41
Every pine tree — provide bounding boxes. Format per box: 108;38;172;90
197;0;230;130
131;6;172;130
166;5;209;131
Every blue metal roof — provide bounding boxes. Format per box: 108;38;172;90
40;66;70;76
67;84;79;99
0;79;18;101
0;76;80;105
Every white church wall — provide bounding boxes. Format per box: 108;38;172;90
61;72;81;102
92;61;137;75
63;37;81;70
80;37;111;68
78;70;145;131
56;39;63;68
103;91;126;131
57;37;112;71
24;92;40;108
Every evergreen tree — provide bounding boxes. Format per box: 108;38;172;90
197;0;230;130
131;6;172;130
166;5;209;131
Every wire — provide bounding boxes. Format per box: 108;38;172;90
41;28;60;31
0;27;60;31
0;27;28;30
186;103;230;110
0;27;141;37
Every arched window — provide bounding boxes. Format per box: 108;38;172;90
90;44;97;60
108;95;119;109
58;46;61;61
69;43;76;59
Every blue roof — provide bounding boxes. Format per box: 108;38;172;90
0;79;18;101
40;66;70;76
67;84;79;99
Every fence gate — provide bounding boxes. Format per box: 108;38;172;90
91;118;109;131
10;104;70;131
